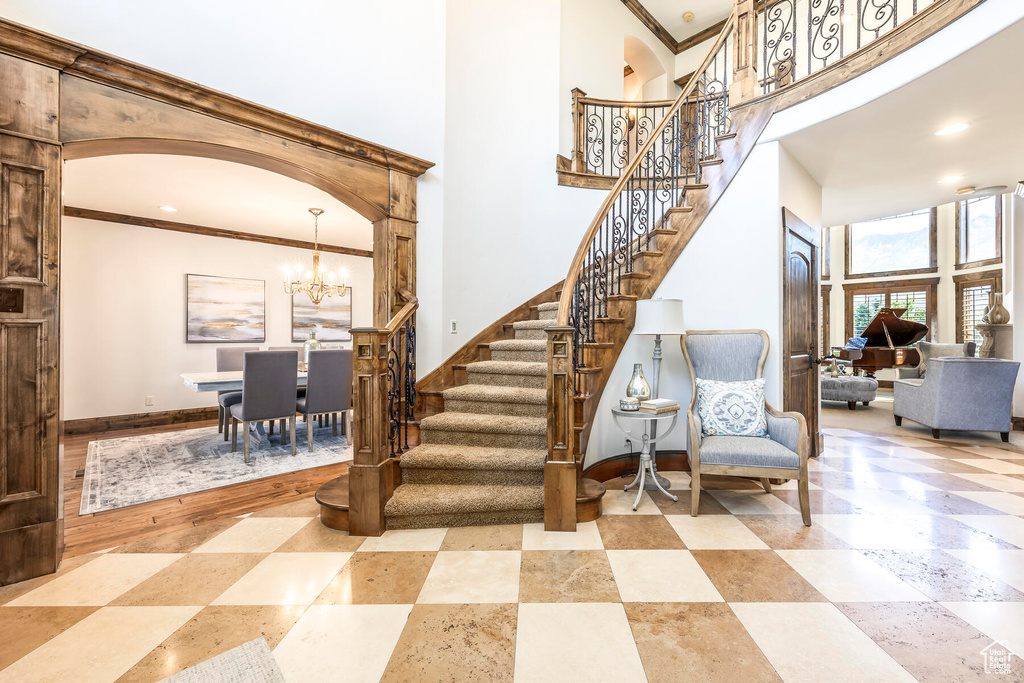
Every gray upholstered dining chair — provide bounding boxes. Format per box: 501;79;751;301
216;346;258;440
297;349;352;451
681;330;811;526
230;350;299;463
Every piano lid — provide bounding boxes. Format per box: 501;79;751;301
859;307;928;348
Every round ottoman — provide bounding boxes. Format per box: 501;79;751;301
821;375;878;410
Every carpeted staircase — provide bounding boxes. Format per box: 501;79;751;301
384;301;561;529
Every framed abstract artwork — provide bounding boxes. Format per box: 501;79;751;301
291;289;353;342
185;274;266;343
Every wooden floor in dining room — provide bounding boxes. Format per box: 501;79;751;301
61;419;349;558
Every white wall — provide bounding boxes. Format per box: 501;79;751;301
585;142;816;466
61;217;373;420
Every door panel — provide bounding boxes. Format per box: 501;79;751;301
782;208;820;457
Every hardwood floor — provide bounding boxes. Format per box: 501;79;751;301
61;420;349;558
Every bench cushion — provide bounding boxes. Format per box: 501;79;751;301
699;435;800;470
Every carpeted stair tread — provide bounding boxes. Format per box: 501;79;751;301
488;339;547;352
400;444;546;471
537;302;559;312
442;384;546;404
513;319;550;330
385;483;544;517
466;360;546;376
419;411;545;435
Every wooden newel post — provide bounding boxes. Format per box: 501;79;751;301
544;326;577;531
570;88;587;174
730;0;758;104
348;327;396;536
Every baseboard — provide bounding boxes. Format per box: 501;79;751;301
64;407;219;436
582;450;690;482
877;380;894;389
1013;416;1024;432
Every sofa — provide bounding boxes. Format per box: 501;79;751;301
893;357;1019;441
896;340;976;380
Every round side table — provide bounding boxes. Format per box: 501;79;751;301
610;407;680;510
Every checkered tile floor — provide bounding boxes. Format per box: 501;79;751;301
2;427;1024;681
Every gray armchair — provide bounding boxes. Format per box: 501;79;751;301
894;357;1019;441
216;346;259;440
297;349;352;451
681;330;810;526
896;340;976;380
230;350;299;462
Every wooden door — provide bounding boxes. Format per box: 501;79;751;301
0;54;63;585
782;208;820;457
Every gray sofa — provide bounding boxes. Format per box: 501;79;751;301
896;340;976;380
893;357;1019;441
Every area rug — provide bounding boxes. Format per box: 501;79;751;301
161;637;284;683
81;424;352;515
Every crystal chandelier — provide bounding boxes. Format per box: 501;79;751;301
283;208;348;306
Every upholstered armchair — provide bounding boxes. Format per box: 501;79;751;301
894;357;1019;441
896;340;976;380
681;330;811;526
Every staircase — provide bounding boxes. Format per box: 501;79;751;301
386;302;571;528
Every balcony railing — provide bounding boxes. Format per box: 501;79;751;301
569;91;675;178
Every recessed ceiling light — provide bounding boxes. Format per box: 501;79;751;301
939;175;963;184
159;206;178;212
935;123;968;136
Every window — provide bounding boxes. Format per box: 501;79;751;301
954;270;1002;344
956;195;1001;269
821;227;831;279
844;278;938;342
821;284;831;353
845;208;937;279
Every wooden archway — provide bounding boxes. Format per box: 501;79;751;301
0;18;432;585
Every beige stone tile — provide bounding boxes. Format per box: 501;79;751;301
7;553;183;607
814;514;937;549
863;458;944;474
212;552;352;605
0;554;100;607
867;445;944;459
514;603;646;681
838;470;942;491
522;520;603;551
381;604;516;682
192;517;312;553
275;518;366;552
109;518;241;554
652;488;733;515
731;602;916;682
601;488;663;514
691;550;826;603
273;604;412;682
315;551;435;605
951;491;1024;516
417;551;520;604
863;550;1024;602
836;602;991;682
954;459;1024;475
0;606;200;683
117;605;305;681
708;489;802;515
625;602;782;682
356;527;447;552
952;515;1024;548
0;606;98;670
828;489;936;516
440;524;523;551
596;515;686;550
658;470;692;488
738;514;851;550
519;550;620;603
953;445;1024;459
110;553;266;607
665;514;770;550
946;549;1024;593
940;602;1024;659
249;496;323;517
776;550;931;602
951;473;1024;492
606;550;722;602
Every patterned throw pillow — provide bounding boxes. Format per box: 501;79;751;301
695;378;769;438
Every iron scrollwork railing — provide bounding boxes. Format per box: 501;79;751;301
386;307;417;457
572;92;674;177
759;0;938;94
558;24;735;393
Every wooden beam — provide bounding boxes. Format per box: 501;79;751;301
63;206;373;258
624;64;635;78
620;0;679;53
673;71;696;88
676;19;727;54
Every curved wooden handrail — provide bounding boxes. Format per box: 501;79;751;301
576;94;676;108
386;292;418;334
556;16;735;326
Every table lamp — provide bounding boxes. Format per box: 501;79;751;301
632;298;685;400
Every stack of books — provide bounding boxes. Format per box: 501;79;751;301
638;398;679;414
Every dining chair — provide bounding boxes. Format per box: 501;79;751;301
216;346;258;440
268;346;304;434
297;349;352;451
230;350;299;463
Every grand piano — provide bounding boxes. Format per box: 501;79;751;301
838;307;928;377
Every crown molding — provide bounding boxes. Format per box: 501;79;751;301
620;1;728;56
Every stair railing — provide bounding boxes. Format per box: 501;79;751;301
569;89;676;177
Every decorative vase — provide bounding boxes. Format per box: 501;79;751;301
626;363;652;401
303;331;322;365
986;292;1010;325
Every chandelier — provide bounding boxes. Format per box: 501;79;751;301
283;208;348;306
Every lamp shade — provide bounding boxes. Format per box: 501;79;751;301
633;298;685;336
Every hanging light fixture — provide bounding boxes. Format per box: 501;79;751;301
283;208;348;306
